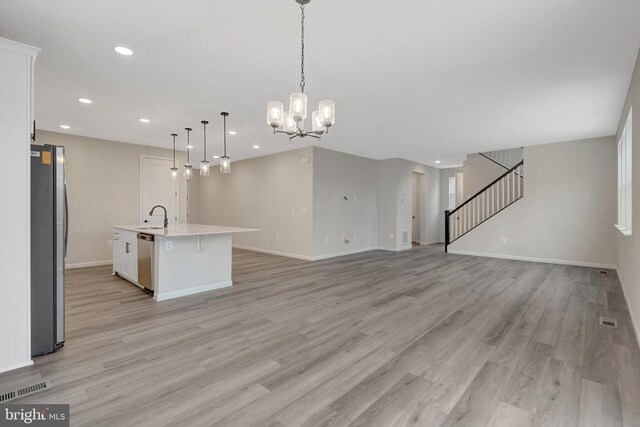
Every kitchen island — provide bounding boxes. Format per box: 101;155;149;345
112;224;258;301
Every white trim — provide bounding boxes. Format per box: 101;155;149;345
447;249;616;270
614;224;632;237
154;281;233;302
66;260;112;269
377;245;413;252
312;247;378;261
420;241;442;246
0;37;40;57
0;360;33;375
617;271;640;352
232;244;315;261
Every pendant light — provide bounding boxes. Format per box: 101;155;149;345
220;112;231;174
267;0;335;140
184;127;193;180
170;133;179;181
200;120;210;176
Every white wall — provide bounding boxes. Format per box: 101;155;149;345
449;136;617;268
195;147;314;259
36;131;189;267
313;148;378;258
0;38;39;373
616;48;640;341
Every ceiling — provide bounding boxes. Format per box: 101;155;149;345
1;0;639;168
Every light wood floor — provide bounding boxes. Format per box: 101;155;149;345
2;245;640;426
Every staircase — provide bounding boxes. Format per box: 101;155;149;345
479;148;524;172
445;159;524;252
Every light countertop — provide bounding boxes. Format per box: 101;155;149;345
113;224;259;237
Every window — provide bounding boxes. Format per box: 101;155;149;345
448;176;457;210
617;107;632;236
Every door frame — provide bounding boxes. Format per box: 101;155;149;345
139;155;180;225
411;171;424;244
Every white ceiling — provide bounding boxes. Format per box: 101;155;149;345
1;0;639;167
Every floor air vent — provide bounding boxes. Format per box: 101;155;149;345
599;317;618;328
0;381;49;404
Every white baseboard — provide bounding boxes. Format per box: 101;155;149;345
154;281;233;302
447;249;617;270
0;359;33;374
420;241;442;246
617;271;640;351
66;260;111;269
233;245;315;261
311;247;377;261
378;245;413;252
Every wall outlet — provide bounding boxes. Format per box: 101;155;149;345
301;208;308;215
106;240;112;247
275;234;280;241
165;241;174;251
389;233;394;239
500;237;507;244
353;233;357;240
302;156;310;164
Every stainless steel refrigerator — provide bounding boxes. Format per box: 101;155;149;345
31;144;67;356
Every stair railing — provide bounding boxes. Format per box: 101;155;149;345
445;159;524;253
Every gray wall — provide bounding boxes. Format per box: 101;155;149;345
195;147;314;259
37;131;189;267
449;136;617;267
463;153;506;200
616;48;640;342
313;148;379;257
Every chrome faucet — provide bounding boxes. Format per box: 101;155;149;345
149;205;168;228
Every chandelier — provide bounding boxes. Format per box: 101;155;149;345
267;0;335;140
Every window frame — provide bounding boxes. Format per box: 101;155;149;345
448;176;457;210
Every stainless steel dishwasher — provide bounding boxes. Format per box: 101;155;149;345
137;233;154;293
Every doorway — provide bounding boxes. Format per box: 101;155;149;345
140;156;179;226
411;172;423;245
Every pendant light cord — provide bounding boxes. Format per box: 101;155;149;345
300;2;305;94
186;128;191;164
172;134;176;168
203;122;207;161
223;115;227;157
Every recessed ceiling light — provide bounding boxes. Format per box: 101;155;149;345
435;160;441;164
139;118;150;123
114;46;134;56
77;98;92;104
59;125;71;129
252;145;260;149
212;155;220;159
228;131;237;135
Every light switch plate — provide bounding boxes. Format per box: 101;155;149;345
165;241;173;251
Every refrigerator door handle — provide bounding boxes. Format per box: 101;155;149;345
64;183;69;259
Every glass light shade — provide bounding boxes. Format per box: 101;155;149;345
200;161;210;176
312;110;324;132
220;157;231;174
267;101;284;128
289;93;307;122
283;111;297;133
170;168;178;181
184;165;193;180
319;100;336;127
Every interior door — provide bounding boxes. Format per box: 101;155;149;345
141;157;178;226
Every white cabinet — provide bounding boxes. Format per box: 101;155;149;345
112;230;138;283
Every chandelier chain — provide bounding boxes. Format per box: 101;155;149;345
300;2;305;93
